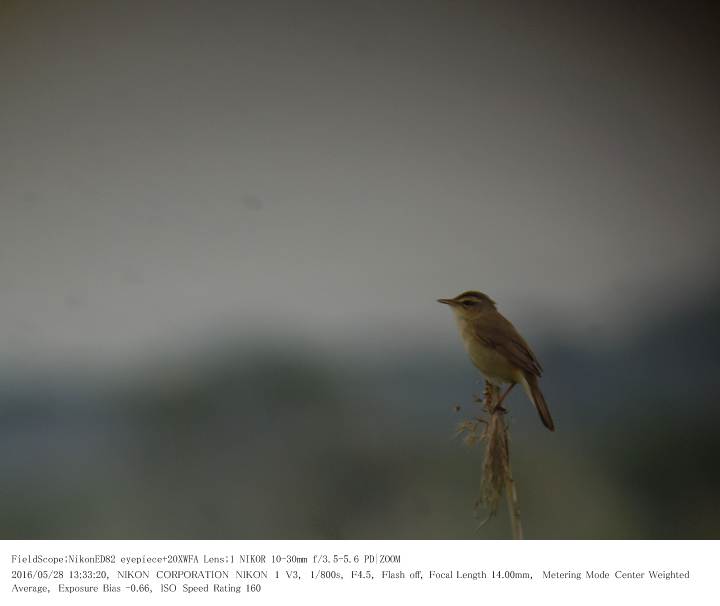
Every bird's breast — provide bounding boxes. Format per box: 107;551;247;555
458;321;518;385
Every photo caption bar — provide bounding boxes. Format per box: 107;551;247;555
0;540;712;605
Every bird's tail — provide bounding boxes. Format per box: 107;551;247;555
520;373;555;431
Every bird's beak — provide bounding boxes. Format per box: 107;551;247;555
437;298;457;306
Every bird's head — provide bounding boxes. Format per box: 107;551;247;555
437;290;497;318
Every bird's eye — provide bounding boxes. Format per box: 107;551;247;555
462;300;474;307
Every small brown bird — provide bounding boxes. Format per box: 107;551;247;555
438;291;555;431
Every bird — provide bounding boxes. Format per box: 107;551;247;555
438;290;555;431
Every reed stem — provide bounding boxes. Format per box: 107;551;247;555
486;384;524;540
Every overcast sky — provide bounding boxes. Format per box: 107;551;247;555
2;1;719;362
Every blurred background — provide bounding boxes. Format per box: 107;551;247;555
1;0;719;539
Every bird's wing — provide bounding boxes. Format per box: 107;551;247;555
473;312;543;377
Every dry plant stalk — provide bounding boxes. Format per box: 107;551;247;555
456;383;524;539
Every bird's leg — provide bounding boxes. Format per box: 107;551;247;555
494;382;517;412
